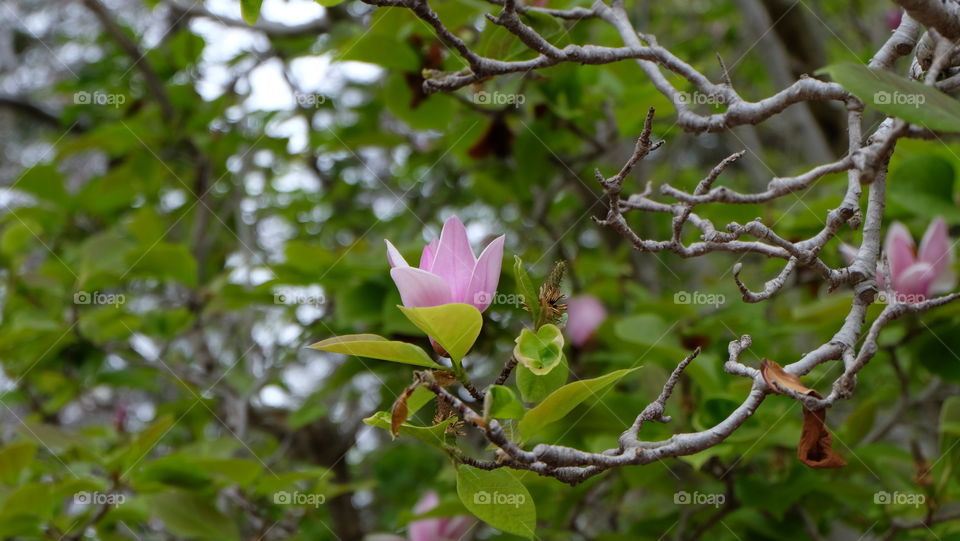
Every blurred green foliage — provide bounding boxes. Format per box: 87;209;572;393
0;0;958;539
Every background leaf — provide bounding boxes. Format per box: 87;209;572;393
456;465;535;539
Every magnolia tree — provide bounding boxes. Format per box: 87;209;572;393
299;0;960;537
5;0;960;539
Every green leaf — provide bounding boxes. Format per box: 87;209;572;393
405;386;436;418
818;62;960;132
939;396;960;454
195;458;262;486
288;400;328;430
14;165;68;206
916;318;960;382
513;256;540;325
315;0;345;7
938;396;960;491
363;411;454;448
484;385;525;420
118;415;174;471
516;356;568;403
148;490;240;540
0;442;36;485
240;0;263;25
887;154;960;222
398;304;482;365
456;465;536;539
126;243;198;287
513;324;564;375
308;334;440;368
519;367;641;440
843;398;877;446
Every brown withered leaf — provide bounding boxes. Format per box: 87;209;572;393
760;359;846;469
390;386;415;438
798;407;847;468
760;359;813;396
467;117;514;160
433;370;458;387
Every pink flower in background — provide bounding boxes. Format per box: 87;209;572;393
365;491;473;541
386;216;505;312
886;8;903;31
566;295;607;347
884;218;956;298
840;217;956;299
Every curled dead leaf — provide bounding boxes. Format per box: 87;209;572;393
760;359;846;469
390;386;415;438
760;359;813;396
798;408;847;468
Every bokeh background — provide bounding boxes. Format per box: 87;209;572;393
0;0;959;539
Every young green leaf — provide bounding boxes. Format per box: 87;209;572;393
516;356;568;403
240;0;263;25
456;465;536;539
484;385;525;420
818;62;960;132
519;367;641;440
398;303;482;364
363;411;454;448
308;334;440;368
513;324;564;375
513;255;540;324
149;490;241;540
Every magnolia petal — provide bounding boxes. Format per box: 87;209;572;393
465;235;505;311
389;267;452;308
566;295;608;347
918;217;953;280
409;491;442;541
441;516;474;540
895;262;937;299
419;237;439;272
384;239;409;268
929;267;958;295
885;222;917;289
838;242;859;266
432;216;476;301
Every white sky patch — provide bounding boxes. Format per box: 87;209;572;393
247;59;296;111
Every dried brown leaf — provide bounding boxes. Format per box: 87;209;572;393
390;387;414;438
760;359;814;396
798;408;847;468
761;360;845;468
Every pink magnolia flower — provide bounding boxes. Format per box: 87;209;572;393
385;216;505;312
365;491;473;541
840;217;956;299
884;218;956;298
565;295;607;348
